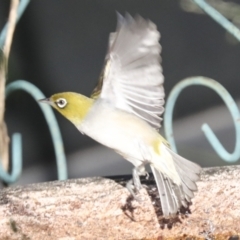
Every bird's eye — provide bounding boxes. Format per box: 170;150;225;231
56;98;67;108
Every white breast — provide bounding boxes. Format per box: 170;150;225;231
78;99;158;166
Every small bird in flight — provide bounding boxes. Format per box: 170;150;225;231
40;13;201;217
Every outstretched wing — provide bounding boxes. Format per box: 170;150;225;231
91;13;165;130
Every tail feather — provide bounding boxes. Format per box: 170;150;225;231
169;148;201;174
177;167;198;191
180;190;189;207
172;154;199;183
151;145;201;217
150;165;180;216
181;181;195;198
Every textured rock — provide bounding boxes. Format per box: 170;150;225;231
0;166;240;239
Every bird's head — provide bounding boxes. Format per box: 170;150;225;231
39;92;94;125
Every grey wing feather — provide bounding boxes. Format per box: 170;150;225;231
99;13;165;130
90;13;124;100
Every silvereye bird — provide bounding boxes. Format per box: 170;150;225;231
39;13;201;217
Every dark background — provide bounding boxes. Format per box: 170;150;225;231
0;0;239;185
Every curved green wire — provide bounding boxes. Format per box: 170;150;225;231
3;80;68;182
164;77;240;163
0;0;67;183
0;0;30;47
193;0;240;42
164;2;240;162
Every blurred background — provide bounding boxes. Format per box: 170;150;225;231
0;0;240;186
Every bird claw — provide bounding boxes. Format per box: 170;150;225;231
145;171;149;180
126;179;144;202
126;166;149;201
126;180;136;198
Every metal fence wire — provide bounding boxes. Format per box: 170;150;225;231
0;0;67;183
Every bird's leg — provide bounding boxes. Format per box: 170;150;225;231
126;162;148;200
126;169;142;200
126;178;136;198
132;166;142;192
126;140;151;198
137;140;151;180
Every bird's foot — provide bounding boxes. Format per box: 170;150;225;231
126;179;143;202
125;166;146;202
144;171;149;180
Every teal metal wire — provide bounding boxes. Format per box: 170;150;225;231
164;0;240;163
0;0;30;47
0;0;68;183
193;0;240;42
0;133;22;183
5;80;68;181
164;77;240;163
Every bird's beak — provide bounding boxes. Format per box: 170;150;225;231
38;98;51;104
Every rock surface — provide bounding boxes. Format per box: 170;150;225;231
0;166;240;239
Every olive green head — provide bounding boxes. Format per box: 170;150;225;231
39;92;94;125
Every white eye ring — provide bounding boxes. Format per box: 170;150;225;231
56;98;67;108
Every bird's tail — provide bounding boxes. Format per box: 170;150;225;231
150;144;201;217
